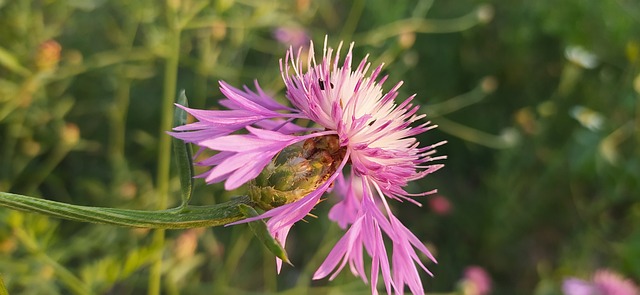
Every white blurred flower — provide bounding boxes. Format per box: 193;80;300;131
570;105;604;131
565;46;599;69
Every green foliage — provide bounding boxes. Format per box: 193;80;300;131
0;275;6;295
0;0;638;294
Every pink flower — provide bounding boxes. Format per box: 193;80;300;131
563;269;640;295
171;37;445;294
273;27;310;49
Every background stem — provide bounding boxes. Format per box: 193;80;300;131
149;3;182;293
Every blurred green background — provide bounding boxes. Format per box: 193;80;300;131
1;0;639;294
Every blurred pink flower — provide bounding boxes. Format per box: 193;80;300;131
563;278;599;295
428;195;452;215
462;266;492;295
171;37;445;294
563;269;639;295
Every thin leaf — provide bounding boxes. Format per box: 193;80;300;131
173;90;195;208
238;204;292;265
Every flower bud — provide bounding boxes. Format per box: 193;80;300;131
249;135;346;210
35;40;61;71
61;123;80;147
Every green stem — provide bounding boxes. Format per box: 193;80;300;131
23;133;75;195
158;1;182;214
194;30;211;109
108;21;140;192
214;227;253;291
435;116;516;149
0;192;251;229
421;85;486;118
339;0;364;41
294;224;341;290
149;2;183;294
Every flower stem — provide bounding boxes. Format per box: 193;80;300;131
0;191;251;228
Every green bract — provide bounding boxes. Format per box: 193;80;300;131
248;135;346;210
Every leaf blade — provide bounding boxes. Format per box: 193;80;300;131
238;204;291;266
172;90;195;208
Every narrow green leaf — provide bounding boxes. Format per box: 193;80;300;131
172;90;195;208
238;204;292;265
0;191;251;229
0;46;30;76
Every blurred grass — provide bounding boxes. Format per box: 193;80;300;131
0;0;639;294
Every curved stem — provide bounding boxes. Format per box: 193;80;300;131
355;7;484;45
0;192;252;229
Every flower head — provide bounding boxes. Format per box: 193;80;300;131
170;37;445;294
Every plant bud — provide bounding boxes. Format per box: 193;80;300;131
249;135;346;210
35;40;61;71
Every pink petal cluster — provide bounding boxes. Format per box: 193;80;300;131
563;269;640;295
170;37;445;294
